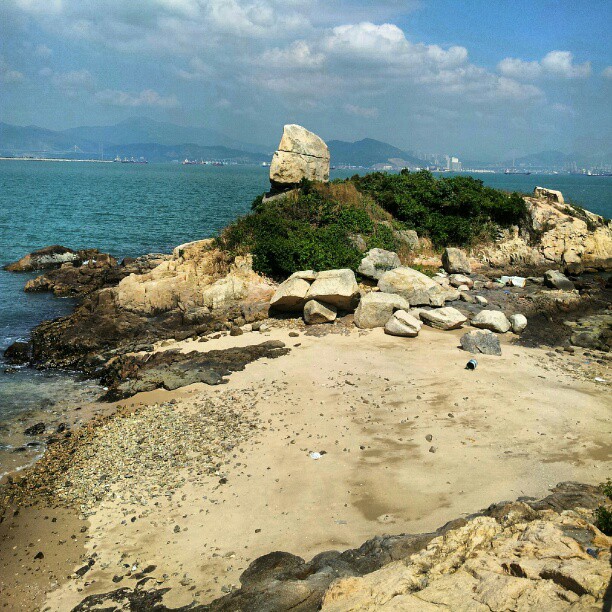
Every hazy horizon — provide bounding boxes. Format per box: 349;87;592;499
1;1;611;159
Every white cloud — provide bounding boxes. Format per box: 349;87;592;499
497;57;541;80
261;40;325;69
95;88;180;108
498;50;591;80
601;66;612;79
34;44;53;57
344;103;378;118
541;51;591;78
0;56;25;83
51;69;95;93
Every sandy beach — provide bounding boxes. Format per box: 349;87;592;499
2;321;609;610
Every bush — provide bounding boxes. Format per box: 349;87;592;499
217;181;397;279
351;170;527;247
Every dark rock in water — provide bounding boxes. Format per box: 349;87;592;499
100;340;289;400
460;330;502;356
24;422;46;436
69;482;607;612
4;340;31;365
4;245;81;272
22;252;168;298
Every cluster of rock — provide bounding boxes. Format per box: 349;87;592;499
270;246;528;356
69;482;612;611
478;186;612;273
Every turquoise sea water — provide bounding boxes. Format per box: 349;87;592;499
0;161;610;470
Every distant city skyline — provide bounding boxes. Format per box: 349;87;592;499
1;1;610;159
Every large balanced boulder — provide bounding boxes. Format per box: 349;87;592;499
384;310;422;337
460;329;502;356
270;277;311;311
304;300;337;324
442;247;471;274
471;310;511;333
305;269;359;310
378;267;446;306
354;292;410;329
269;124;330;188
357;248;401;280
420;307;467;330
544;269;575;291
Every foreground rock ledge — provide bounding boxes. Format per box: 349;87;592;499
69;482;611;611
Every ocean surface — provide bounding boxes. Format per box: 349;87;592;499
0;161;610;472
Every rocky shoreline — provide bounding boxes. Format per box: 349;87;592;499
1;125;610;610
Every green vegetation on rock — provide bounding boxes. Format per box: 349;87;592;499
217;171;528;279
351;170;527;247
217;180;397;278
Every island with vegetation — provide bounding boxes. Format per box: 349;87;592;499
1;125;611;611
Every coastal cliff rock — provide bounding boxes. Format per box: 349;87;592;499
68;482;611;612
26;240;275;374
269;124;330;189
477;188;612;272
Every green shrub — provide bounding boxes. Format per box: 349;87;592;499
216;181;396;279
595;506;612;535
351;170;527;247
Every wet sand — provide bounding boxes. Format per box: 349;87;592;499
1;324;610;610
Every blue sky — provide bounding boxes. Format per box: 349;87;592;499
1;0;610;160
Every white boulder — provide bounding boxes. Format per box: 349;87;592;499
420;307;467;330
509;313;528;334
354;292;410;329
304;300;337;324
378;267;446;306
270;277;311;311
384;310;422;337
306;269;359;310
358;248;401;280
471;310;511;333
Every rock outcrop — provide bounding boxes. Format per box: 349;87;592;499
534;186;564;204
269;125;330;189
478;190;612;272
24;241;276;376
69;482;612;612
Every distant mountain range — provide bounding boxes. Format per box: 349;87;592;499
1;118;608;169
328;138;425;167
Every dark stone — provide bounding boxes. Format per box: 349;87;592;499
229;326;243;336
34;551;44;559
460;330;502;356
4;341;31;365
24;422;46;436
100;341;289;400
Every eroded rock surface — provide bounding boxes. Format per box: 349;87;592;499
69;482;611;612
